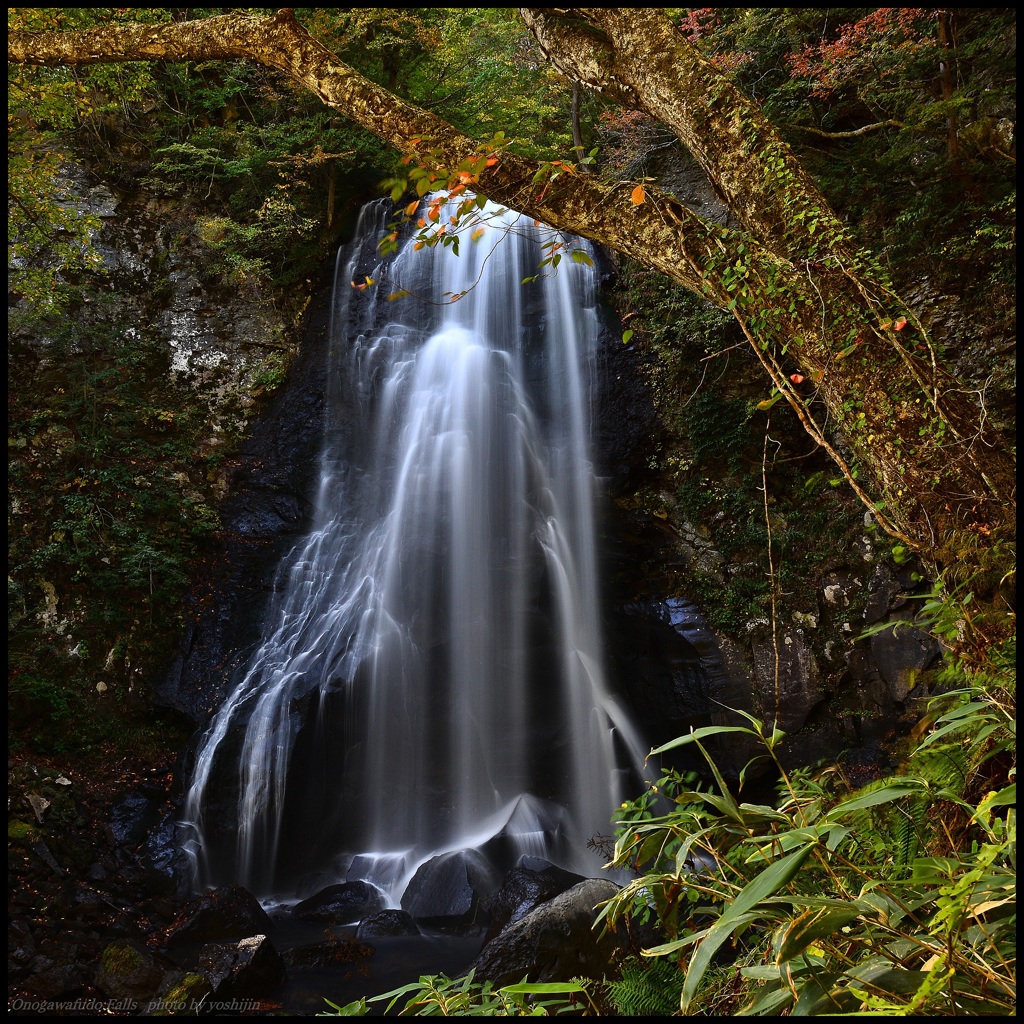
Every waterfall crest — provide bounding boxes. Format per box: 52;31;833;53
182;197;648;902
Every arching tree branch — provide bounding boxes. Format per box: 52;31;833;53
8;8;1015;575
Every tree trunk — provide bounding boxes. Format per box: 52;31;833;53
570;82;591;173
8;8;1015;597
936;10;960;165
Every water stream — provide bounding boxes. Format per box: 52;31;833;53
182;197;649;905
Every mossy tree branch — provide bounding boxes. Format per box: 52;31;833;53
9;7;1015;586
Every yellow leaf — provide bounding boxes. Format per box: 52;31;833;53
631;185;646;205
971;896;1014;918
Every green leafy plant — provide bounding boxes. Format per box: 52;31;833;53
320;973;596;1016
603;957;681;1017
599;663;1015;1015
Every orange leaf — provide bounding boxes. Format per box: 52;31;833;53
631;185;646;205
405;200;419;216
894;316;908;330
790;373;805;384
485;156;499;167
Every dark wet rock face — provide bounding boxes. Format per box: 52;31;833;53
110;787;164;847
158;885;276;948
401;850;499;927
154;272;335;727
195;934;286;998
870;623;944;703
292;882;386;924
355;910;419;940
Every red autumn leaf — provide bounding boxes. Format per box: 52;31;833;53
894;316;908;330
790;373;805;384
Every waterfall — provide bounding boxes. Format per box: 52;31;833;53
182;196;649;903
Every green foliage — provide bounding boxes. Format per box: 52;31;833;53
603;957;681;1017
7;8;171;324
426;9;575;158
612;252;867;639
320;973;596;1017
687;8;1016;305
599;645;1015;1016
692;395;760;484
8;317;220;759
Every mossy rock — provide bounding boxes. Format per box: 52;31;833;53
149;973;214;1015
94;939;167;1002
8;819;38;844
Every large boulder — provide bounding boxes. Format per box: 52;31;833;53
158;884;275;948
469;878;622;986
481;861;586;942
195;934;285;998
291;881;386;924
401;850;498;927
356;910;420;940
93;939;168;1003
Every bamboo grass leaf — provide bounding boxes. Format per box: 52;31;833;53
775;905;861;963
680;845;814;1011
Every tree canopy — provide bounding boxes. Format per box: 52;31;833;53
7;7;1015;607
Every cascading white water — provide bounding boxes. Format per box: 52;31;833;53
182;196;649;902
